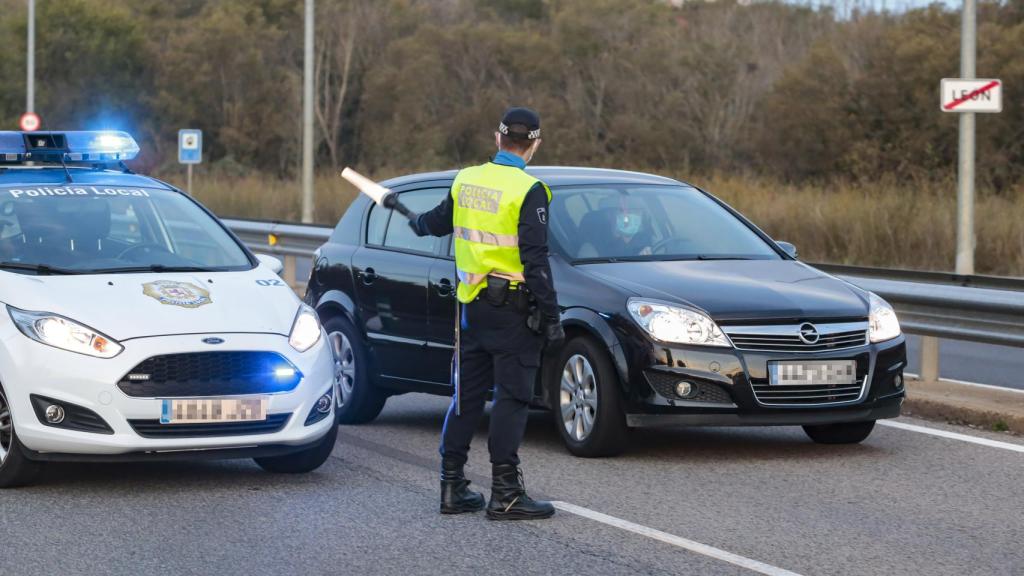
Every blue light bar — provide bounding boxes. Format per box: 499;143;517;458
0;131;140;164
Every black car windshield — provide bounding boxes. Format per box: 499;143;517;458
548;185;781;262
0;184;252;274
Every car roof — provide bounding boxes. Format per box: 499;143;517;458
0;166;176;190
379;166;687;189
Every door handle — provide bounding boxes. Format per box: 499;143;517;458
436;278;453;297
361;267;377;285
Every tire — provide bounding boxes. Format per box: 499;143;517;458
803;420;876;444
254;421;338;474
323;315;386;425
0;385;43;488
550;336;628;457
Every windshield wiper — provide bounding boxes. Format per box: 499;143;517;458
695;255;754;261
0;262;82;275
91;265;217;274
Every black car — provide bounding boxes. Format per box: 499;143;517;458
306;167;907;456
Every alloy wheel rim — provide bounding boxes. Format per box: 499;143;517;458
0;388;11;465
329;331;356;409
560;354;598;441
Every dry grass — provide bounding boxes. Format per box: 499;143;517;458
161;171;1024;278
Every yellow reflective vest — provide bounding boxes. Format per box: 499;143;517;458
451;162;552;303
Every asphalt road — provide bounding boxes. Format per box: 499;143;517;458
2;393;1022;576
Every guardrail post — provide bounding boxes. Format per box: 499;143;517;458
283;254;298;289
921;336;940;382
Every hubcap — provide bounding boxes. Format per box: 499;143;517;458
560;354;598;442
0;388;12;465
329;331;356;409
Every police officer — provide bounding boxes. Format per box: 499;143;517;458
409;107;564;520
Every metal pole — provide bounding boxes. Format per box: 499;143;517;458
955;0;976;275
920;336;940;383
300;0;315;223
26;0;35;114
186;164;193;196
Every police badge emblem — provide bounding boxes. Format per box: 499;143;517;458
142;280;212;308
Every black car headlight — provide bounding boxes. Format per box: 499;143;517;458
8;306;123;358
626;298;731;347
868;293;901;343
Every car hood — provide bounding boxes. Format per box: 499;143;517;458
577;260;868;322
0;266;299;340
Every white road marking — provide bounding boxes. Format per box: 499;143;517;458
552;501;804;576
879;420;1024;454
903;372;1024;395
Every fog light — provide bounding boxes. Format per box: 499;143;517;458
675;381;694;398
894;373;904;390
316;393;332;414
45;404;65;424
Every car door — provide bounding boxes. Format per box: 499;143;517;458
425;235;458;386
350;188;447;385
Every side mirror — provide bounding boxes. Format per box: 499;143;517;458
255;253;284;275
777;241;798;259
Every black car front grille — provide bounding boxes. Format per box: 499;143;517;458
644;371;733;404
750;380;866;406
723;323;868;353
128;413;292;438
117;352;301;398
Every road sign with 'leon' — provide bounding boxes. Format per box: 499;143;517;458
941;79;1002;113
178;129;203;164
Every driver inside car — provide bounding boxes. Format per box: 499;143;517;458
578;195;654;258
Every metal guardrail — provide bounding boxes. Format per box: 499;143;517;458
223;218;1024;382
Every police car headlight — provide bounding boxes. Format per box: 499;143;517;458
8;307;123;358
289;304;322;352
627;299;730;347
868;293;901;343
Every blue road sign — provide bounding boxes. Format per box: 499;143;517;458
178;129;202;164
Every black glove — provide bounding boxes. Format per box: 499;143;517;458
407;214;427;236
543;315;565;347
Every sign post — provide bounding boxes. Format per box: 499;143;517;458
178;129;203;196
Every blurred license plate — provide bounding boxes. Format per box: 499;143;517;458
160;397;268;424
769;361;857;386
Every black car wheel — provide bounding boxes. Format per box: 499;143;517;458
324;315;387;424
0;384;43;488
803;420;876;444
254;421;338;474
551;337;627;457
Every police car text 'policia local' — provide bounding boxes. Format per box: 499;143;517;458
0;131;338;487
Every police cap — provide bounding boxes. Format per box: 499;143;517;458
498;107;541;141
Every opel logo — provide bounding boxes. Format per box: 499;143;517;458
798;323;820;345
202;337;225;345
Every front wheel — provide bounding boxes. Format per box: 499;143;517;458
0;385;43;488
803;420;876;444
550;337;628;457
324;316;386;424
254;422;338;474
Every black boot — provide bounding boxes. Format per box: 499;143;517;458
440;458;485;514
486;464;555;521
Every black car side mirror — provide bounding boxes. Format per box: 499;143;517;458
777;241;798;259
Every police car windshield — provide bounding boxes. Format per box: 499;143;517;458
548;185;781;262
0;184;252;274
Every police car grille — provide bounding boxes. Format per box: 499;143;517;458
117;352;301;397
750;379;867;406
128;413;291;438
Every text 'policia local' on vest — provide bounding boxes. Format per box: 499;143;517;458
450;163;552;303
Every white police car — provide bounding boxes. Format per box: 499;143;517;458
0;131;337;487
